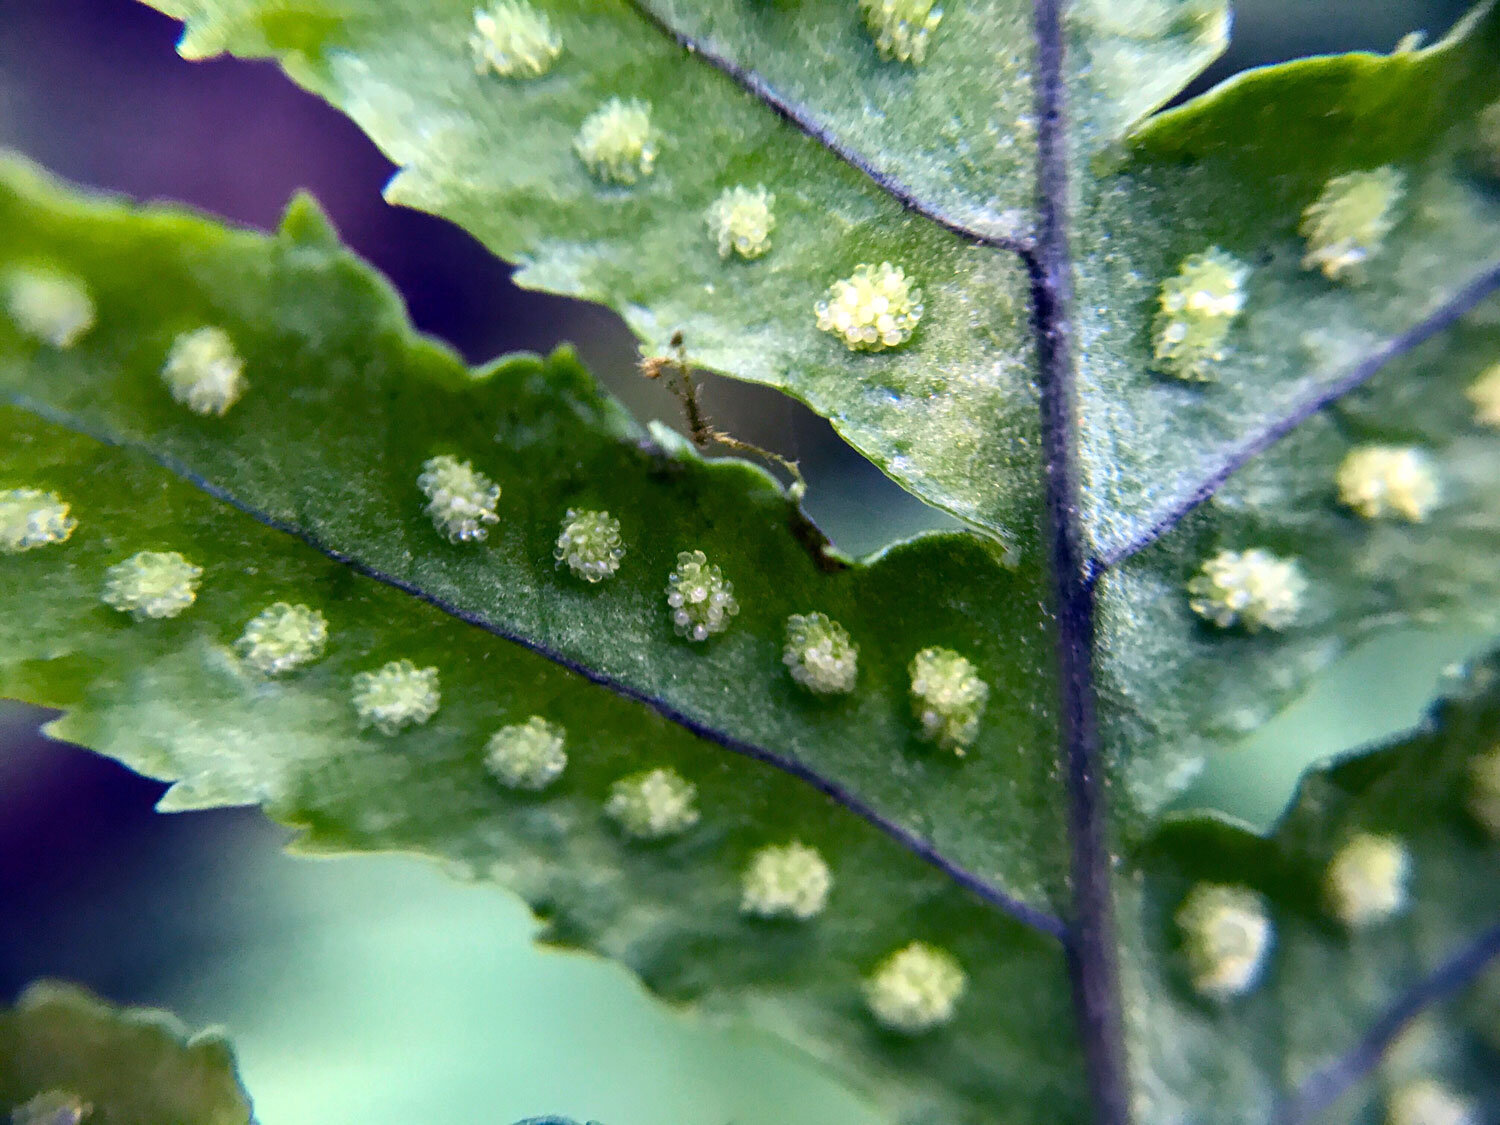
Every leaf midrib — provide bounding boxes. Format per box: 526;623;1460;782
618;6;1500;1120
623;0;1500;571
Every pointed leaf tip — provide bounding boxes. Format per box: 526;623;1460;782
277;191;339;246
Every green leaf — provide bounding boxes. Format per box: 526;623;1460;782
0;413;1078;1124
150;0;1046;538
1126;654;1500;1121
0;155;1067;911
7;0;1500;1107
138;0;1498;561
132;0;1500;807
1080;4;1500;559
0;982;253;1125
0;164;1079;1124
1092;11;1500;806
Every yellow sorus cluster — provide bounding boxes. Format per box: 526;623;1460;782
470;1;562;79
235;602;329;676
1336;445;1440;522
485;716;568;791
4;265;94;347
666;549;739;642
1469;744;1500;837
554;508;625;582
1152;247;1251;382
1187;548;1306;633
815;261;924;352
857;0;943;64
1466;363;1500;428
0;488;76;553
740;841;833;921
863;941;966;1033
909;646;988;753
351;659;441;735
706;185;775;260
605;767;700;839
101;550;202;621
1386;1080;1475;1125
1324;833;1411;929
1300;166;1405;282
417;454;501;544
783;612;859;695
161;326;248;417
1176;883;1273;1001
575;98;657;185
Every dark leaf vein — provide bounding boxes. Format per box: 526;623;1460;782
1277;921;1500;1124
1096;263;1500;572
621;0;1035;255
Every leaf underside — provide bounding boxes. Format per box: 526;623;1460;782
0;163;1079;1124
1128;657;1500;1122
3;0;1500;1119
137;0;1500;811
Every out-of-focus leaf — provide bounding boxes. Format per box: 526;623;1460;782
0;982;253;1125
1126;655;1500;1120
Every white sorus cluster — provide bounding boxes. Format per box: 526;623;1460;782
740;841;833;920
554;508;624;582
1387;1080;1475;1125
605;767;700;839
1187;548;1306;632
101;550;202;620
1466;363;1500;428
1469;745;1500;836
235;602;329;675
1324;833;1411;928
666;549;739;641
908;646;988;753
4;266;94;348
1336;445;1440;522
0;488;77;553
1176;883;1273;1001
351;659;441;735
1152;248;1250;382
470;1;562;78
815;262;923;352
575;98;657;185
417;454;501;543
161;326;247;416
484;716;567;791
857;0;943;64
783;612;859;695
864;942;966;1033
706;185;775;260
1299;166;1405;282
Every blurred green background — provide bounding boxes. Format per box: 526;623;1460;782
0;1;1489;1122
